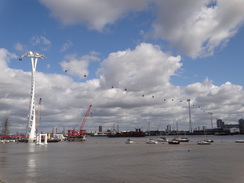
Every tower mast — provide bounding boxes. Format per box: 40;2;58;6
20;51;46;143
187;99;192;133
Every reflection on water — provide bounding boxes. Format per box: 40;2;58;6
26;143;48;182
28;143;37;153
1;136;244;183
0;144;8;168
26;144;37;182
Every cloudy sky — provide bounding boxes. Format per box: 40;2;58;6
1;0;244;134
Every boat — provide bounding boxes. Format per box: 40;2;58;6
176;137;189;142
235;139;244;143
156;136;168;142
125;139;134;144
168;139;180;144
198;129;213;144
46;138;60;143
177;132;190;142
146;139;158;144
197;140;211;145
67;135;86;141
205;139;214;143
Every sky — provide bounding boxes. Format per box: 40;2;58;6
1;0;244;134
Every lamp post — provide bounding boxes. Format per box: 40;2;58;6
187;99;192;133
20;51;46;143
209;112;213;129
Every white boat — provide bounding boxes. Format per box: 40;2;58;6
235;139;244;143
197;140;211;145
168;139;180;144
198;129;213;144
176;137;189;142
156;136;168;142
205;139;214;142
146;139;158;144
125;139;134;144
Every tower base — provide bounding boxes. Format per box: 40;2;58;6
28;137;36;143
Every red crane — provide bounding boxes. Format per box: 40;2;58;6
79;104;92;136
68;105;92;137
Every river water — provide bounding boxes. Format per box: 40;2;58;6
1;135;244;183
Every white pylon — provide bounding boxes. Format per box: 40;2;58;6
20;51;46;143
187;99;192;133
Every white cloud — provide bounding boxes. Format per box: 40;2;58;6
14;42;24;51
39;0;244;58
30;35;51;46
1;46;244;134
39;0;149;31
46;64;51;69
30;35;52;51
61;40;73;52
60;52;100;79
0;48;17;69
97;43;182;93
151;0;244;58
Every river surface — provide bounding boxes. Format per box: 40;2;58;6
1;135;244;183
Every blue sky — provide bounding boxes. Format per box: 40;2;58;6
2;0;244;86
1;0;244;134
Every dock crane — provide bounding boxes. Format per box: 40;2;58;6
67;104;92;141
79;104;92;136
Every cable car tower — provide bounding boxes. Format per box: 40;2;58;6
20;51;46;143
187;99;192;133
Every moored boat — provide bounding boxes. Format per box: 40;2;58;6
235;139;244;143
125;139;134;144
146;139;158;144
156;136;168;142
205;139;214;142
197;140;211;145
168;139;180;144
176;137;189;142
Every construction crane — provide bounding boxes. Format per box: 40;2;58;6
67;104;92;141
79;104;92;136
35;98;42;134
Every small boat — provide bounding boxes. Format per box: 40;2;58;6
201;129;213;143
146;139;158;144
177;137;189;142
47;138;60;143
197;140;211;145
125;139;134;144
156;136;168;142
205;139;214;143
168;139;180;144
235;139;244;143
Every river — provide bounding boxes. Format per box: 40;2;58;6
1;135;244;183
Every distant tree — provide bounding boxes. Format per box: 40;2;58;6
1;116;11;135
